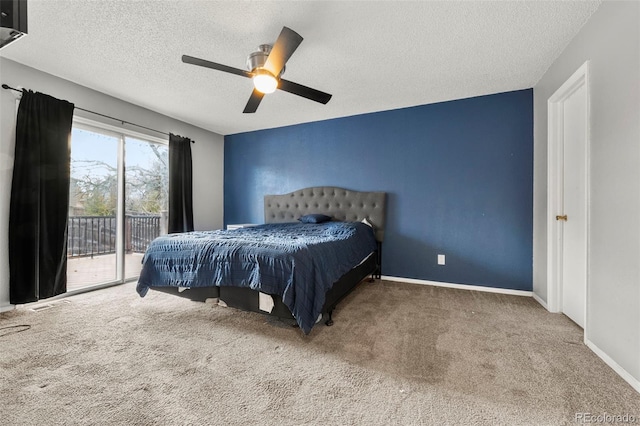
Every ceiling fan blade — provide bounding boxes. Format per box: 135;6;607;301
243;89;265;113
278;79;332;104
182;55;252;78
263;27;303;77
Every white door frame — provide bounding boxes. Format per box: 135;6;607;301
546;61;590;340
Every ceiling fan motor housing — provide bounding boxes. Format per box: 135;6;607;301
246;44;284;76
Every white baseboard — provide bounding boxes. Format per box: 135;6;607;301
380;275;532;297
532;292;549;310
0;304;15;313
585;339;640;394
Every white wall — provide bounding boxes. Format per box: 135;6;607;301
533;1;639;386
0;57;224;311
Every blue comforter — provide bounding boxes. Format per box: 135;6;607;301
136;221;377;333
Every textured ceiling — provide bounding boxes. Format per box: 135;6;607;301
1;0;600;136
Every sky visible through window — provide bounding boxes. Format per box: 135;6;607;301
70;127;164;179
70;127;169;216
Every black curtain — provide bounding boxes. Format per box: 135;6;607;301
9;90;75;304
168;133;194;233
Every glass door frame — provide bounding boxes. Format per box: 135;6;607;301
71;116;168;288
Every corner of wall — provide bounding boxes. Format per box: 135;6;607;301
532;292;548;310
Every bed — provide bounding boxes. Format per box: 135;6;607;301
136;187;387;333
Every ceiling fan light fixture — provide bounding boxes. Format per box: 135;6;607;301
253;69;278;94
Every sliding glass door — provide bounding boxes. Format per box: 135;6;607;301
67;121;168;291
124;137;168;280
68;126;119;290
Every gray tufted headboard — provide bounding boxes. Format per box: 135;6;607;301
264;187;387;242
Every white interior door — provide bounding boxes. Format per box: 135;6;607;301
560;83;587;328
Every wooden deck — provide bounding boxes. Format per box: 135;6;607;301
67;253;144;291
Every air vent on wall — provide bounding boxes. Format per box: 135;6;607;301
0;0;27;50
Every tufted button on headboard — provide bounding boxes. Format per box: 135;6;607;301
264;187;387;242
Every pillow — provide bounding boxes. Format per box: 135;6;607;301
298;214;332;224
361;217;375;228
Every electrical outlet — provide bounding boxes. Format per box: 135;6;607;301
437;254;445;265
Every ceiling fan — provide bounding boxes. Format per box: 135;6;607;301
182;26;332;113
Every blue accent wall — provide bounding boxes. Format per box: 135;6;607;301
224;89;533;291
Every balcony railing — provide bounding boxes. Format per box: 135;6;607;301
68;214;164;258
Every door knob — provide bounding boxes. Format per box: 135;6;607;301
556;215;568;221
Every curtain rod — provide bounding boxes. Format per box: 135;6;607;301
2;83;194;143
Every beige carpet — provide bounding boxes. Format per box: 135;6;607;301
1;280;638;425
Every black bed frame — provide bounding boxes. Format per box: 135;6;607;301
152;244;381;327
149;187;386;329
